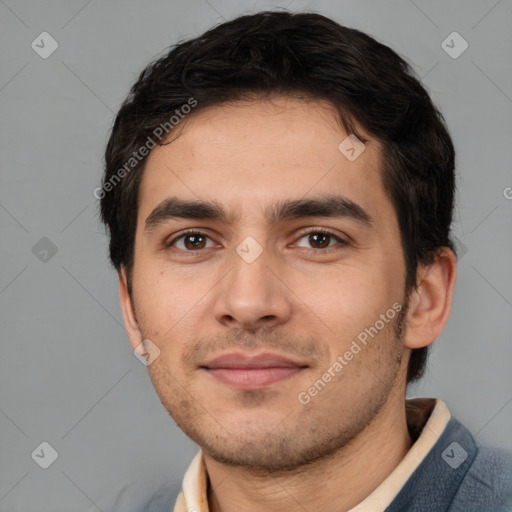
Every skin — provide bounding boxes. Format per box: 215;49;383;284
118;95;457;512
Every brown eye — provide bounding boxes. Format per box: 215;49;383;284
295;230;345;251
308;232;331;249
182;234;207;250
167;231;215;251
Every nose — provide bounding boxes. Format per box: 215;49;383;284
212;240;293;331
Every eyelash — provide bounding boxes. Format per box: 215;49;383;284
164;227;348;255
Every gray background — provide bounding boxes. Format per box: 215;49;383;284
1;0;511;511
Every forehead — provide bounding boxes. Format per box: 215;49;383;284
137;96;392;227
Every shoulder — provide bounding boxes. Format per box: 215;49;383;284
386;411;512;512
449;445;512;512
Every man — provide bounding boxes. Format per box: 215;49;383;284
98;10;512;512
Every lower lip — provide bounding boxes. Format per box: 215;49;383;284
205;367;304;389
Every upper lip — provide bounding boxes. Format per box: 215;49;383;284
201;352;308;369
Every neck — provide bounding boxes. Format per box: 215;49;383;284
205;397;413;512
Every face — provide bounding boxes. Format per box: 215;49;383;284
121;95;411;472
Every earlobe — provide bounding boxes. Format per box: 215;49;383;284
118;266;144;351
404;247;457;350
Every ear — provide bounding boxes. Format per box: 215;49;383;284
118;266;144;351
404;247;457;350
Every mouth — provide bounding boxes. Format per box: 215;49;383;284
200;352;309;390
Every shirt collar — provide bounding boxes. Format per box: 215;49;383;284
173;398;451;512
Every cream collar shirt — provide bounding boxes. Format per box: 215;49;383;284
173;398;451;512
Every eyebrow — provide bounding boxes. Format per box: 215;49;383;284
144;194;374;234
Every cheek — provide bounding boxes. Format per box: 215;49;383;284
302;265;390;316
133;265;214;345
294;266;401;354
